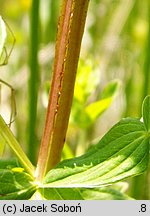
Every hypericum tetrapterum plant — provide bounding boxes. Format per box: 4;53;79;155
0;0;150;200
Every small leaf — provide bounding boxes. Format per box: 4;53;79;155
100;79;120;99
43;118;149;188
71;80;120;128
0;16;6;57
74;58;100;103
0;160;36;200
85;97;112;122
84;80;120;124
62;143;74;160
142;95;150;132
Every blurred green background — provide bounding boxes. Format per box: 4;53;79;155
0;0;150;199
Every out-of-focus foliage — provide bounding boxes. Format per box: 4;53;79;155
0;0;148;151
0;0;150;199
70;58;120;128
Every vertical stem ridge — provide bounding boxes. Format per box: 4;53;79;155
36;0;90;181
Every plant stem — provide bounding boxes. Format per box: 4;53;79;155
142;0;150;99
27;0;40;164
0;115;34;177
45;0;59;43
36;0;90;181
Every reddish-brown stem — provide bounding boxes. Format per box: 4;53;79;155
36;0;90;181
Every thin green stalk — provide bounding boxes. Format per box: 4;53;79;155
45;0;59;43
36;0;90;182
27;0;40;164
142;0;150;99
0;115;34;177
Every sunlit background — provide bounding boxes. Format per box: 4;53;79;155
0;0;149;199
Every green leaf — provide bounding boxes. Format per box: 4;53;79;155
84;80;120;124
39;182;132;200
62;143;74;160
39;186;132;200
0;160;36;200
74;58;100;103
0;16;6;57
43;118;149;188
80;187;133;200
100;79;120;99
39;181;131;200
85;97;112;122
0;158;20;169
71;80;120;128
142;95;150;132
80;182;133;200
39;188;84;200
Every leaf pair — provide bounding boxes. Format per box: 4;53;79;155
39;96;150;199
0;96;150;199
